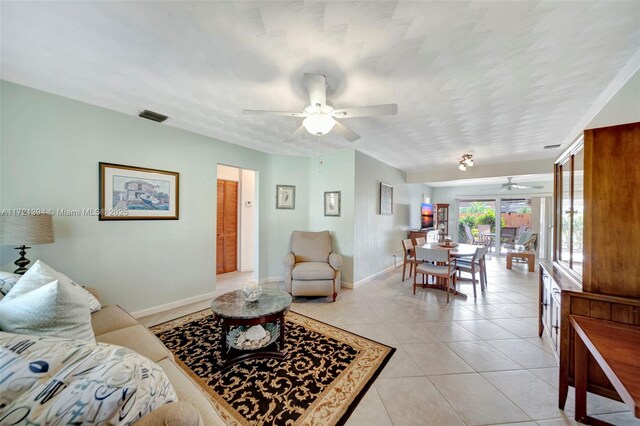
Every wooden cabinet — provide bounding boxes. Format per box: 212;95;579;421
583;123;640;298
434;204;449;236
540;121;640;411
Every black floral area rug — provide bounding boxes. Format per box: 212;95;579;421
151;310;395;425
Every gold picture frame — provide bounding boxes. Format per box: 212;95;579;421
99;162;179;220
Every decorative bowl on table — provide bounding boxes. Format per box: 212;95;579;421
242;282;263;302
227;323;280;350
439;239;458;248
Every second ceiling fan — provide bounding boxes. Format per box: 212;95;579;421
242;73;398;142
500;177;544;191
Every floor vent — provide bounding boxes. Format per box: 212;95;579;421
543;144;561;150
138;110;168;123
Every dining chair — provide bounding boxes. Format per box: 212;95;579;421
464;225;484;245
500;227;518;245
476;224;493;247
456;246;488;298
415;237;426;246
401;239;422;282
477;224;490;234
413;247;457;302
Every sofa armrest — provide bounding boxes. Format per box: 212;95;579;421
85;286;102;304
134;401;202;426
329;253;343;270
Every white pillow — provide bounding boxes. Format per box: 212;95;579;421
6;260;101;312
0;271;20;295
0;279;95;342
0;332;177;424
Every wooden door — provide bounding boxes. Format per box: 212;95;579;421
216;180;238;274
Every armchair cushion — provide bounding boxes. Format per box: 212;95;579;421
292;262;335;280
291;231;332;262
329;253;343;270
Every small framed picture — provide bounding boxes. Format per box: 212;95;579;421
99;162;179;220
380;182;393;215
324;191;341;217
276;185;295;209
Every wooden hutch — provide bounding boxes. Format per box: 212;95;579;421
434;204;450;236
538;122;640;411
408;203;449;243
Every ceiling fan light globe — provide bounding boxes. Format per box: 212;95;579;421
467;159;474;167
303;116;336;136
458;162;467;171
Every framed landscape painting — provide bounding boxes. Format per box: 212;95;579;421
276;185;295;209
380;182;393;215
99;162;179;220
324;191;341;216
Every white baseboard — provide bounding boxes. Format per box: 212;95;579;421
130;291;217;319
258;277;283;285
342;265;395;289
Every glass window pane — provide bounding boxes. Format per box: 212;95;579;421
572;149;584;275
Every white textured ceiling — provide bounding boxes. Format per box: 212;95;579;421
1;1;639;172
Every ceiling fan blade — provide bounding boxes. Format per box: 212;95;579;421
333;120;360;142
512;184;545;189
289;125;307;140
333;104;398;118
303;73;326;108
243;109;304;117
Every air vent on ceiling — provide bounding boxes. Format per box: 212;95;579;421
138;110;168;123
543;144;561;150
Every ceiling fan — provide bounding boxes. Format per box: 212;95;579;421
242;73;398;142
500;177;544;191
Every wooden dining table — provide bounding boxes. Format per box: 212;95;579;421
416;242;480;299
420;242;479;257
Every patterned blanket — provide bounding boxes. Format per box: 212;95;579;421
0;332;176;425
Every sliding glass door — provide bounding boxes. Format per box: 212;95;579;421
458;200;497;244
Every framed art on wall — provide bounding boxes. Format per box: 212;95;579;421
99;162;179;220
276;185;295;209
380;182;393;215
324;191;341;217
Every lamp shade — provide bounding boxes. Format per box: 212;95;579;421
0;214;55;245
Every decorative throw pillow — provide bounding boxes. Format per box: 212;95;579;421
0;332;177;425
5;260;101;313
0;279;95;342
0;271;20;295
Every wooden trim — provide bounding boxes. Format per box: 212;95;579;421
555;135;584;166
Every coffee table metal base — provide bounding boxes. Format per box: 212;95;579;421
217;310;287;368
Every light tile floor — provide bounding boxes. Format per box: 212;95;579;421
140;258;639;426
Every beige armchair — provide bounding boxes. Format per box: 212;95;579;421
283;230;342;302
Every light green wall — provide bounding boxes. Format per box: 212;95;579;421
353;151;410;283
308;149;355;283
259;154;312;280
0;81;427;309
0;81;311;311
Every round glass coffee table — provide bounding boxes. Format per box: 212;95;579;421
210;288;292;367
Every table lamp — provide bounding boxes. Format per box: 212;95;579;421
0;214;55;274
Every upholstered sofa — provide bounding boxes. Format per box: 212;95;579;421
89;295;225;425
283;230;342;301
